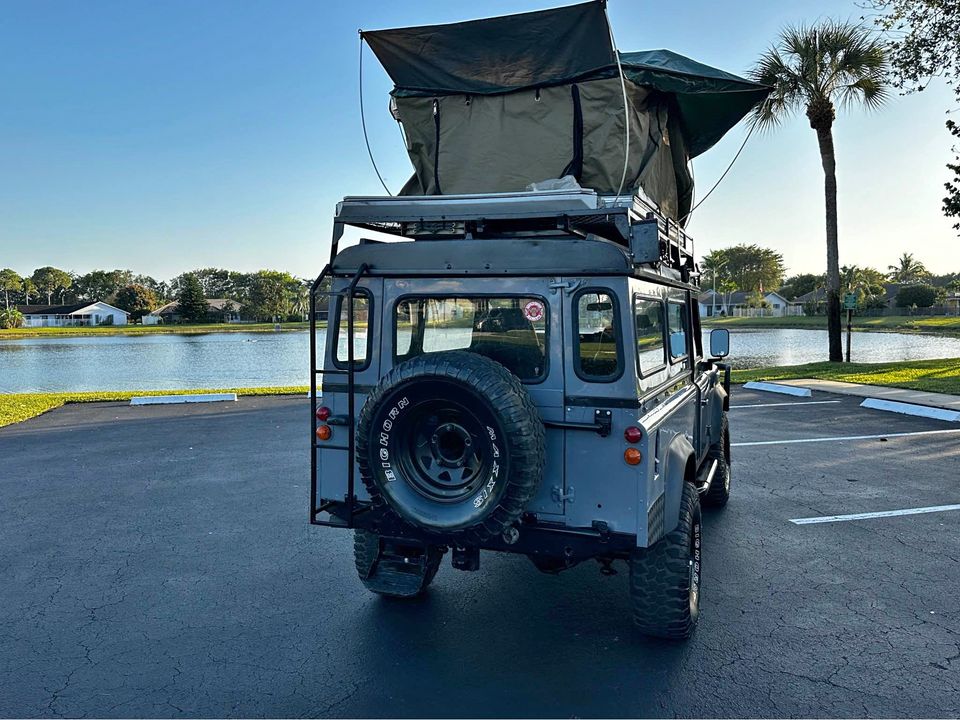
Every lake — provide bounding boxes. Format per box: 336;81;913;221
2;328;959;394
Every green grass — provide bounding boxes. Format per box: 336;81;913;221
702;314;960;336
0;386;309;428
0;322;322;339
731;357;960;395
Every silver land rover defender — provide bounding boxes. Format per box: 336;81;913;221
308;3;767;639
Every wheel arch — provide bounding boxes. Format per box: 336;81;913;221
662;432;697;535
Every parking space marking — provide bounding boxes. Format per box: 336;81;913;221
733;427;960;447
730;400;841;409
790;504;960;525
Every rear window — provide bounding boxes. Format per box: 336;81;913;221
574;290;622;381
395;296;547;381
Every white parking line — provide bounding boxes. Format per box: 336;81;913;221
733;428;960;446
730;400;842;409
790;504;960;525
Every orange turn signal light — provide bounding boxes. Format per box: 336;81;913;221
315;424;332;441
624;448;642;466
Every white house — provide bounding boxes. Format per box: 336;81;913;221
16;302;129;327
698;290;801;318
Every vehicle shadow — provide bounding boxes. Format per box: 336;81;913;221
339;551;698;718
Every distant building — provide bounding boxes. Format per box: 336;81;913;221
698;290;800;317
15;302;129;327
143;298;244;325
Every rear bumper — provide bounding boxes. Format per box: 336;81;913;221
314;499;637;562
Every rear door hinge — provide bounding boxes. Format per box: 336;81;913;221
552;485;575;504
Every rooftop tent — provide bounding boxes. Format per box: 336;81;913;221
361;2;769;223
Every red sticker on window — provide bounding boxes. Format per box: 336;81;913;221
523;300;545;322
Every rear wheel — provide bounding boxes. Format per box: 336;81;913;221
702;415;731;508
353;529;444;598
629;482;702;639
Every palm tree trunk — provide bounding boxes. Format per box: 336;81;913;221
816;125;843;362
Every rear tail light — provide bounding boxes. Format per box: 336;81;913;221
316;425;332;441
624;426;643;443
316;406;331;421
624;448;642;466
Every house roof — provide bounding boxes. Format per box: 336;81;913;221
15;301;128;316
151;298;242;316
699;290;792;305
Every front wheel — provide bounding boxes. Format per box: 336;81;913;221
629;483;702;639
702;414;731;508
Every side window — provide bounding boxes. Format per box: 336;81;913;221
666;300;688;361
575;290;621;381
334;292;371;367
634;296;666;375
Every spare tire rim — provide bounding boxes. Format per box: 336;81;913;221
398;400;491;503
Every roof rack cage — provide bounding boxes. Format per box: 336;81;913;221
333;190;695;274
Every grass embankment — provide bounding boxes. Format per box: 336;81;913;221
0;386;310;428
0;322;322;340
703;314;960;336
731;357;960;396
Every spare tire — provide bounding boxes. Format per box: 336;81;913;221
356;350;544;543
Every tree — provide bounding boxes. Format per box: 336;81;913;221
751;22;889;362
31;266;73;304
246;270;295;322
72;269;134;302
887;252;930;283
895;283;938;308
842;265;887;308
0;268;22;309
779;272;825;300
176;273;208;322
711;244;785;293
115;284;159;321
0;308;24;329
20;278;36;305
870;1;960;232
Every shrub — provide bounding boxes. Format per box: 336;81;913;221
0;308;24;329
895;284;938;308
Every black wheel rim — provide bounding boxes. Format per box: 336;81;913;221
395;398;493;503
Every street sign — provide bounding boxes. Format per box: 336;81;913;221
843;292;858;310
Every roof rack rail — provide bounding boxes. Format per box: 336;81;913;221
331;190;695;275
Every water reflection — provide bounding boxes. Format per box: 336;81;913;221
1;328;958;393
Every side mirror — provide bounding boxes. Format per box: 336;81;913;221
710;328;730;358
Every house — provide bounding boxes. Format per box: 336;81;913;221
698;290;800;317
796;283;903;313
15;302;129;327
143;298;244;325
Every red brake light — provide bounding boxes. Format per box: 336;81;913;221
316;406;331;421
624;426;643;443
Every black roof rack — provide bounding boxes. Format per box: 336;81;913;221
330;189;696;277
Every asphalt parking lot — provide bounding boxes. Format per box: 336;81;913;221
1;388;959;718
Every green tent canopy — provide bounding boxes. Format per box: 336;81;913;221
362;2;770;222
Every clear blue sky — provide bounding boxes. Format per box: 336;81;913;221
1;0;956;281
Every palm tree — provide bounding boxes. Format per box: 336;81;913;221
887;252;929;284
751;22;889;361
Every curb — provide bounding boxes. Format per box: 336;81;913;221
742;381;812;397
130;393;238;406
860;398;960;423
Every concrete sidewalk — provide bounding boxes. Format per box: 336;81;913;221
775;378;960;411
